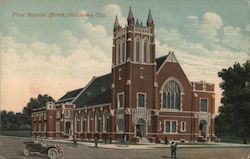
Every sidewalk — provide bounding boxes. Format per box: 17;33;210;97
1;135;250;150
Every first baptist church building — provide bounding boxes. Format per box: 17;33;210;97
32;8;216;143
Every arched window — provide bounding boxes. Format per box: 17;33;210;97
122;41;125;62
135;37;140;62
161;80;182;110
81;113;85;133
176;92;180;110
163;92;167;108
95;111;100;132
103;110;109;132
171;92;174;109
87;112;92;133
143;38;149;63
167;92;170;109
118;42;121;64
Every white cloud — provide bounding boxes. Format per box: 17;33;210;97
185;12;223;45
246;24;250;32
81;22;113;57
103;4;126;26
0;32;111;112
202;12;223;29
222;25;249;52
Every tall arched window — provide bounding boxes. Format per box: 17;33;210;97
163;92;167;108
143;38;149;63
95;111;100;133
176;92;180;110
122;41;125;63
118;42;121;64
87;112;92;133
103;110;109;132
135;37;140;62
81;113;85;133
167;92;171;109
161;80;182;110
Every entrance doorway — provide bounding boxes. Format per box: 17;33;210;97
199;120;207;138
65;121;72;135
136;119;146;138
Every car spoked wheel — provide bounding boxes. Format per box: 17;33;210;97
48;148;58;159
23;149;30;156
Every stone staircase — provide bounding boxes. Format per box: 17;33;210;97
137;137;151;144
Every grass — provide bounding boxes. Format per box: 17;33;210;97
0;130;32;137
219;136;250;144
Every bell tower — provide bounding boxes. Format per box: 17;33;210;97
110;7;157;140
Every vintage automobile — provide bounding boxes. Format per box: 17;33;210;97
23;141;63;159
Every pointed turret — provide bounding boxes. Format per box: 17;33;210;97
114;14;120;31
147;9;154;27
136;19;139;26
127;6;135;25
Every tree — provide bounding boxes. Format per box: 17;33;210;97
22;94;55;127
217;61;250;144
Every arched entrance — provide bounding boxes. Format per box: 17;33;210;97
65;121;72;135
136;119;146;138
199;119;207;138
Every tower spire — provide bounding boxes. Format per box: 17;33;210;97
127;6;135;25
147;9;154;27
128;6;133;19
114;14;119;31
136;18;139;26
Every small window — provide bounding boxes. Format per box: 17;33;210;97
118;68;122;80
56;110;61;119
138;93;146;107
180;121;187;132
164;120;177;133
200;99;208;112
140;67;144;78
65;110;72;118
117;93;124;109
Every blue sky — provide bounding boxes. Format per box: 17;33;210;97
0;0;249;112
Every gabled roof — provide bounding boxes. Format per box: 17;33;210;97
56;88;84;104
72;73;112;107
155;55;168;71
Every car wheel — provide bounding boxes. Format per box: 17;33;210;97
23;149;30;156
48;148;58;159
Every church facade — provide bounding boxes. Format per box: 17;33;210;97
32;8;216;143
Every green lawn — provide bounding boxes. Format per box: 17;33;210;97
219;136;250;144
0;131;32;137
